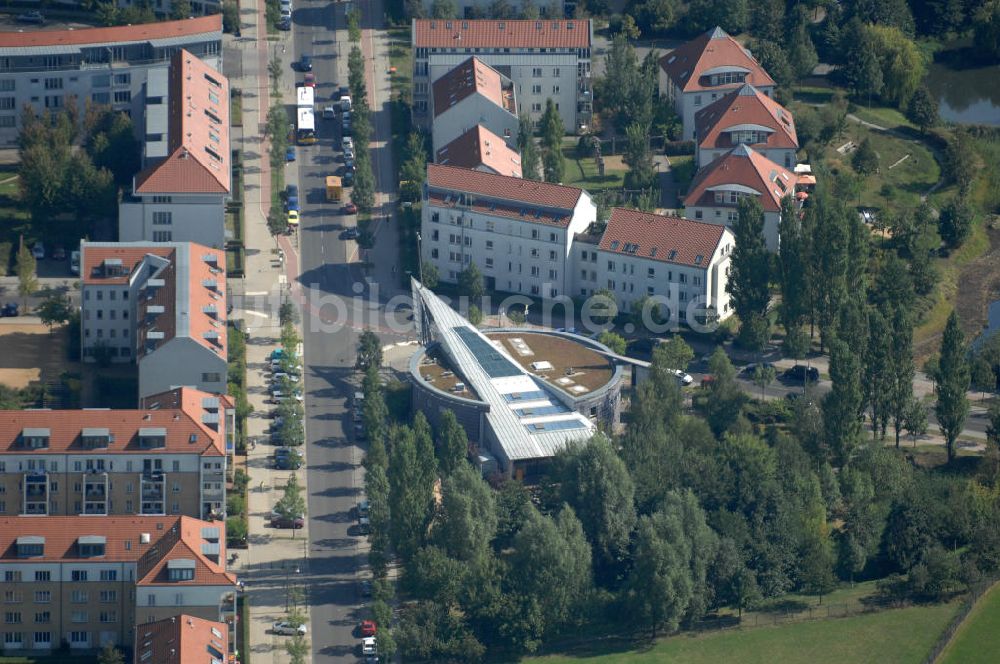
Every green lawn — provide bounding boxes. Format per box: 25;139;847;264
939;583;1000;664
562;145;626;193
388;27;412;101
669;154;696;196
530;602;959;664
850;105;917;131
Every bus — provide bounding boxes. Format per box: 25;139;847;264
296;107;316;145
296;85;314;109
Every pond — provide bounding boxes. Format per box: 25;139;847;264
925;61;1000;126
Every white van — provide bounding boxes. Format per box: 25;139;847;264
70;251;80;275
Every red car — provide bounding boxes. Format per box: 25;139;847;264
360;620;377;637
303;72;316;87
343;203;357;215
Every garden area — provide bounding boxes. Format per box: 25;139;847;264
939;582;1000;664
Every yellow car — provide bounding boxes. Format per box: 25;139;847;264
287;210;300;227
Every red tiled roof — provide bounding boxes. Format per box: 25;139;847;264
684;144;795;212
0;388;226;456
81;244;174;285
599;208;726;268
427;163;582;212
181;244;228;358
695;84;797;151
136;615;229;664
659;27;774;94
0;15;220;49
413;18;591;48
436;124;522;177
432;57;514;119
136;50;230;195
0;515;233;587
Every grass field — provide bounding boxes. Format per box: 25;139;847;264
939;582;1000;664
530;602;959;664
562;145;627;193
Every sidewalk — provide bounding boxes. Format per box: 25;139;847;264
223;1;311;662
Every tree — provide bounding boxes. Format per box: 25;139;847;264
726;197;771;349
904;396;929;447
700;348;746;436
861;24;926;109
389;425;436;558
597;331;626;355
751;40;795;88
653;335;694;372
852;137;879;176
907;86;939;132
170;0;192;19
435;410;468;476
356;329;383;371
434;463;497;560
222;0;241;33
457;262;484;303
634;0;678;33
888;307;916;447
786;12;819;80
687;0;748;34
939;196;974;249
778;194;809;347
97;644;125;664
274;473;306;537
15;242;37;310
36;290;72;332
352;152;376;212
586;288;618;326
540;98;563;154
430;0;457;17
944;131;979;196
285;634;308;664
935;311;971;462
420;261;439;288
555;435;637;581
517;114;541;181
974;0;1000;62
823;338;864;465
752;364;776;400
542;148;564;183
623;122;656;191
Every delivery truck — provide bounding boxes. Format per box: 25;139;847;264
326;175;343;202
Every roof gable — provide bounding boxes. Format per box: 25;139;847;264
436;125;522;177
694;84;798;150
598;208;727;268
432;57;514;119
659;27;775;93
685;144;795;211
426;164;582;211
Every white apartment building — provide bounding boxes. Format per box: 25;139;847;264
573;208;734;324
430;57;519;154
422;164;595;298
694;84;798;169
0;16;222;147
684;144;796;252
658;27;775;141
119;50;231;249
79;241;227;398
412;18;593;133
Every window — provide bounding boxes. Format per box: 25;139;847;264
532;68;542;77
5;572;21;583
694;95;702;106
485;240;493;249
33;632;50;647
647;286;655;295
607;261;615;272
153;231;172;242
172;482;181;493
607;280;616;290
3;592;20;603
694;209;703;220
71;570;87;582
70;631;88;644
485;258;494;268
71;591;87;604
113;91;131;104
151;196;172;204
33;592;49;604
34;612;50;624
152;211;171;225
549;250;556;260
34;572;49;582
553;85;560;94
553;68;561;76
4;633;22;646
99;570;116;582
99;591;116;603
0;80;13;92
4;613;21;624
113;73;130;86
530;266;540;276
99;611;116;623
202;372;221;383
531;103;541;112
0;98;14;110
532;85;542;94
44;96;63;109
44;78;62;90
549;269;557;279
71;612;87;623
0;116;14;128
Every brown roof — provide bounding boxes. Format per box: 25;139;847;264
427;163;582;212
0;388;226;456
599;208;726;268
684;144;795;212
414;18;591;49
436;125;522;177
81;242;227;358
0;515;235;587
695;84;797;151
432;57;515;119
659;27;774;94
136;615;229;664
0;15;220;49
136;50;230;195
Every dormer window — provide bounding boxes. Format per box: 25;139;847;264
138;427;167;449
22;428;50;449
81;428;111;449
77;536;106;558
203;279;218;291
101;259;126;277
203;304;219;318
167;559;196;581
16;536;44;558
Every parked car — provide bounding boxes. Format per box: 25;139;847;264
342;136;354;151
742;362;777;376
338;85;350;100
52;246;66;261
360;620;377;637
360;579;372;597
358;516;370;534
274;451;302;470
357;500;370;518
297;55;312;71
32;243;44;260
1;303;19;318
270;512;305;529
16;11;45;24
672;369;694;386
343;157;355;172
278;16;291;30
342;227;359;240
287;209;300;226
342;171;355;187
70;250;80;275
285;184;299;200
362;636;377;656
782;364;820;382
343;203;357;215
285;146;296;162
272;621;307;636
303;72;316;87
285;195;299;212
323;105;336;119
343;146;355;160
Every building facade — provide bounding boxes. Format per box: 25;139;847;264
79;241;227;398
422;164;595;299
684;144;796;252
436;124;523;177
0;516;236;655
430;57;519;154
572;208;734;324
0;16;222;147
658;27;775;140
412;18;592;133
0;388;231;520
119;50;231;248
694;84;797;169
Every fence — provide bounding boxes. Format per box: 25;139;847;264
922;576;1000;664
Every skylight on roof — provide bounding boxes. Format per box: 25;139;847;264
668;249;677;260
695;254;704;265
609;240;620;250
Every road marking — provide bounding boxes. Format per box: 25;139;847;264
244;310;270;319
246;291;269;296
